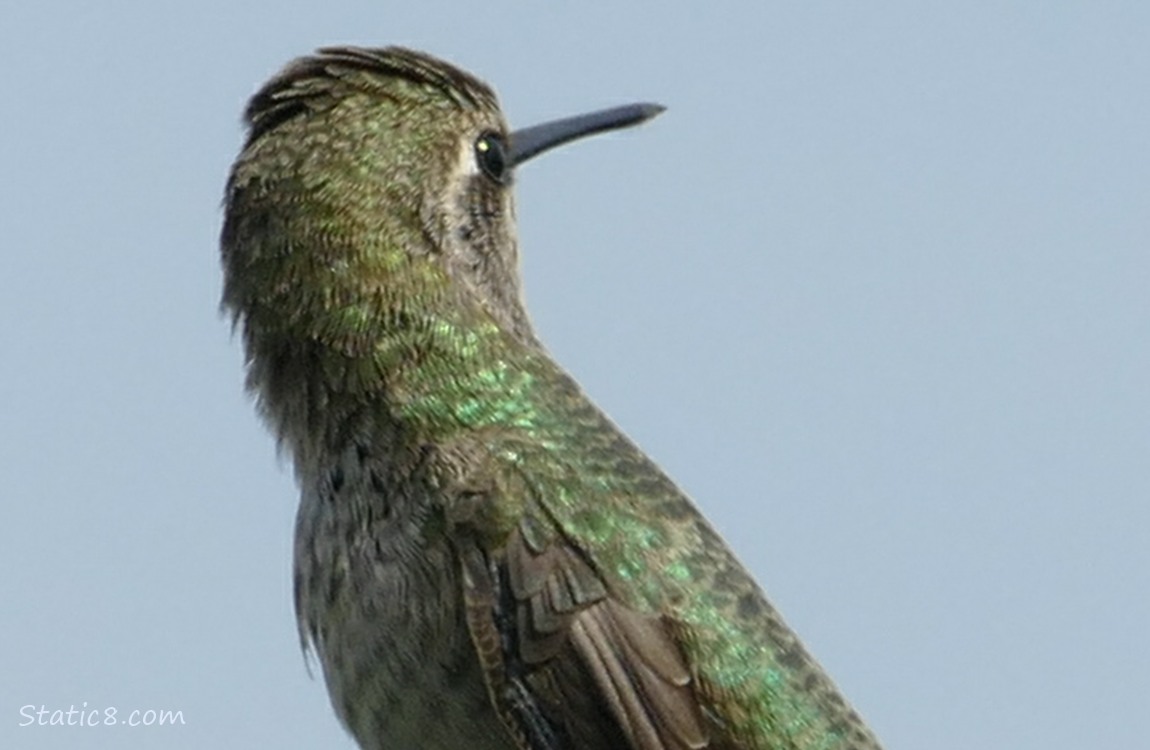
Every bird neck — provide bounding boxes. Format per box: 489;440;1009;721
246;295;554;469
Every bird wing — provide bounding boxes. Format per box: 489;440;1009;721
438;369;883;750
453;509;710;750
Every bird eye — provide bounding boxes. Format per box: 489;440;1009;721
474;132;508;183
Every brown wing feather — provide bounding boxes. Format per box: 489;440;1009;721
460;517;710;750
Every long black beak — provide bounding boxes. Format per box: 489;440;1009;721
509;103;665;167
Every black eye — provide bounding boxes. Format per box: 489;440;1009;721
475;132;508;183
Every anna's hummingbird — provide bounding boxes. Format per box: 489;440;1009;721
221;46;884;750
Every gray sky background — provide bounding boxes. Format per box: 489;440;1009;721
2;3;1147;748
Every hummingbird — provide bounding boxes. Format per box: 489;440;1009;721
221;46;884;750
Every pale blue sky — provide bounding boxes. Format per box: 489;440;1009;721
2;3;1147;748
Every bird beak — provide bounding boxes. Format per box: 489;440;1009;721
509;103;665;167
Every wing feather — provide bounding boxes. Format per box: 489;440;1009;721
459;515;709;750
